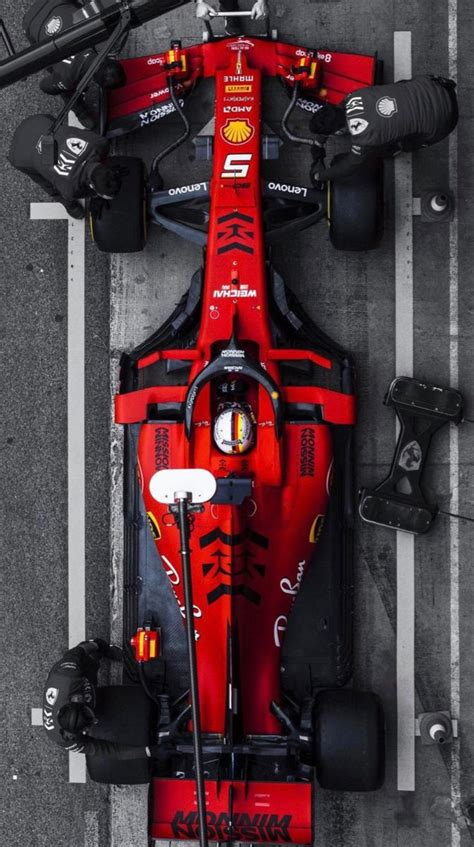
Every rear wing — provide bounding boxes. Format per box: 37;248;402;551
150;778;313;844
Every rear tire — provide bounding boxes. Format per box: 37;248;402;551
314;689;385;791
86;685;156;785
89;155;147;253
328;156;384;251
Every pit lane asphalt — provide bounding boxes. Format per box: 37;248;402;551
2;1;474;846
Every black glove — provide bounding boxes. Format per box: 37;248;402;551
309;103;346;136
309;144;326;186
94;58;126;90
93;638;123;661
89;163;123;199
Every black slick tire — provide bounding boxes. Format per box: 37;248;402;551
89;155;147;253
314;688;385;791
86;685;156;785
328;156;384;251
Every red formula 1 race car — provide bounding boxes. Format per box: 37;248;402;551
0;5;385;844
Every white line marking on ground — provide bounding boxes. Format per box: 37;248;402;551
31;708;43;726
29;199;87;785
84;810;100;847
67;213;87;786
448;1;461;843
30;202;70;220
109;256;149;846
393;30;415;793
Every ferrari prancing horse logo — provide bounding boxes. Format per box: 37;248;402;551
221;119;255;145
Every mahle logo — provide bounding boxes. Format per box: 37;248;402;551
221;119;255;145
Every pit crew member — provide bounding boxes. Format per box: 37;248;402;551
23;1;125;129
42;639;156;759
309;75;458;183
8;113;122;218
195;0;268;36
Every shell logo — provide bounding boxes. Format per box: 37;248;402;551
221;119;255;145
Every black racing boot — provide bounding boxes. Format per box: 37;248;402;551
62;199;85;219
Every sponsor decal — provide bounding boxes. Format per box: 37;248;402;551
345;95;365;115
398;439;422;471
300;427;316;477
224;75;254;83
309;514;325;543
168;182;207;196
45;687;59;707
226;40;255;51
162;554;180;585
66;137;88;157
147;56;164;65
274;615;287;647
223;105;252;114
146;511;161;541
140;99;182;127
154;426;170;471
225;84;253;93
137;456;144;493
297;97;325;114
216;211;254;254
43;710;55;731
150;88;170;100
268;181;308;198
376;96;398;117
54;151;77;177
200;527;268;606
171;811;292;841
326;458;334;495
221;349;245;358
45;16;62;36
213;288;257;299
316;51;333;63
348;116;369;135
223;96;254;103
280;560;305;596
54;136;90;177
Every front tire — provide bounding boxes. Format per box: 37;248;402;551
314;689;385;791
89;155;147;253
328;156;384;251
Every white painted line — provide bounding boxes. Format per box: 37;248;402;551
109;261;149;846
31;708;43;726
448;2;461;844
84;810;100;847
30;200;87;785
30;201;70;220
67;213;87;786
393;30;415;793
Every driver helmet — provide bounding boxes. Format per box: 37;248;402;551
214;403;255;455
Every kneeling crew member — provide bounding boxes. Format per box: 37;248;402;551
42;639;156;759
310;75;458;183
8;113;121;218
23;1;125;128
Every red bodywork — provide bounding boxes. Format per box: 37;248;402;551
113;36;374;843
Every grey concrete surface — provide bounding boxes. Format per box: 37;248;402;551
1;1;474;846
